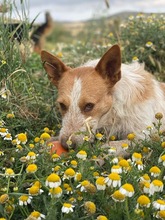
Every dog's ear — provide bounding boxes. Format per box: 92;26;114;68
41;50;70;87
95;45;121;86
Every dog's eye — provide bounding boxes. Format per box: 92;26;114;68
59;103;67;111
84;103;94;112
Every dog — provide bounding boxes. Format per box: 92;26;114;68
41;45;165;155
31;12;54;54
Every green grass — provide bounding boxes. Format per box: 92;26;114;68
0;1;165;219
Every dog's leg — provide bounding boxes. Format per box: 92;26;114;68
102;140;130;158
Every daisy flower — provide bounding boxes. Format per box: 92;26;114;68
136;195;151;209
149;166;161;177
40;132;50;140
26;164;38;174
76;150;87;160
84;201;96;215
28;185;43;196
19;195;32;206
95;133;104;140
105;173;121;188
149;180;164;195
119;183;135;197
26;151;37;161
146;41;153;47
5;168;15;178
143;182;150;194
63;168;75;180
96;215;108;220
0;194;9;204
0;128;8;137
132;152;142;162
77;180;90;192
15;133;27;144
61;203;75;214
49;187;62;198
28;211;45;220
45;173;61;188
4;133;12;140
74;172;82;182
51;153;60;162
153;199;165;210
158;155;165;166
111;190;125;202
156;210;165;219
96;177;106;190
111;165;122;174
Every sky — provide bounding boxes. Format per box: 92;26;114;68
1;0;165;23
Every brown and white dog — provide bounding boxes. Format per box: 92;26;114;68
41;45;165;154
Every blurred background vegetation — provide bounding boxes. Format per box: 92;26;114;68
0;0;165;139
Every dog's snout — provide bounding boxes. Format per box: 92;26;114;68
60;136;76;150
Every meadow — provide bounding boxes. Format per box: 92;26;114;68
0;1;165;219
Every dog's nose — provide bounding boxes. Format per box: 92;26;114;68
60;136;77;150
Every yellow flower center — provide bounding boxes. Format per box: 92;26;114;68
5;168;15;176
158;210;165;218
40;132;50;140
149;166;161;173
152;179;163;187
26;164;38;173
122;183;134;192
29;186;40;195
17;133;27;142
19;195;29;202
84;201;96;214
49;187;62;195
63;203;72;208
156;199;165;205
112;190;125;201
118;159;129;167
47;173;61;182
137;195;150;205
31;211;41;218
108;173;120;181
64;168;75;177
0;194;9;204
96;177;105;186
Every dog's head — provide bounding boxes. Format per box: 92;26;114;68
41;45;121;149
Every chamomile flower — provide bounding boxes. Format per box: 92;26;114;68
40;132;50;140
51;153;60;162
96;177;106;190
111;190;125;202
108;147;117;155
49;187;62;198
140;174;151;183
28;185;43;196
19;195;32;206
118;159;130;171
119;183;135;197
149;180;164;195
26;164;38;173
153;199;165;210
149;166;161;177
76;150;87;160
146;41;153;47
95;133;103;140
77;180;90;192
63;168;75;180
6;113;15;119
61;203;75;214
156;210;165;219
45;173;61;188
70;160;78;168
136;195;151;209
5;168;15;178
121;143;129;150
158;155;165;166
74;172;82;181
105;173;121;187
132;56;139;62
28;211;45;219
132;152;142;162
0;194;9;204
4;133;12;140
0;128;8;137
96;215;108;220
26;151;37;161
15;133;27;144
135;160;144;170
111;165;122;174
84;201;96;215
127;133;136;140
143;182;150;194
